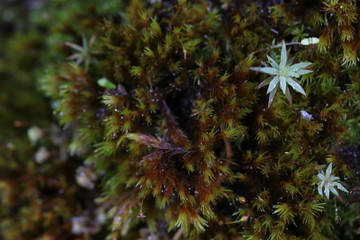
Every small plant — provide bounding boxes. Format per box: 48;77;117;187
290;26;309;42
250;41;312;107
317;163;348;199
65;35;100;72
97;77;116;89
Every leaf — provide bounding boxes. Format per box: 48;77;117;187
267;55;279;68
82;35;88;49
287;70;300;78
318;183;323;195
334;182;348;193
260;67;278;75
324;187;330;198
326;163;333;177
286;77;306;95
280;42;287;68
249;67;264;72
267;77;279;94
297;69;313;75
257;77;272;89
329;186;339;196
89;35;96;46
98;78;116;89
64;41;83;52
288;62;312;71
268;86;278;108
329;175;340;181
280;76;287;94
317;172;325;181
285;86;292;104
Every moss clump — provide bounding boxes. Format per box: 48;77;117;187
0;1;123;239
2;0;360;239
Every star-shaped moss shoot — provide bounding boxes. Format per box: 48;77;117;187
65;35;100;72
317;163;348;199
250;42;313;107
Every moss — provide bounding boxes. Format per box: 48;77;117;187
2;0;360;239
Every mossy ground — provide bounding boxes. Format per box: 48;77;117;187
1;0;360;239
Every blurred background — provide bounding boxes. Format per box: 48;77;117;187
1;1;360;239
0;1;124;239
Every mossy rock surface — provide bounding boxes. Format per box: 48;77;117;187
1;0;360;239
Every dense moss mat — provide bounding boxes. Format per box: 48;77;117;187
1;0;360;239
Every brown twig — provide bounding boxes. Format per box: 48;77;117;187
220;124;233;161
249;41;302;56
172;228;183;240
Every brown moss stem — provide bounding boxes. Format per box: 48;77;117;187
172;228;183;240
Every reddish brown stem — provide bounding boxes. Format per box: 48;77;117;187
172;228;183;240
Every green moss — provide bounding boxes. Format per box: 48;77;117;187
2;0;360;239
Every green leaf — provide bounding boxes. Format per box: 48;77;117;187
317;173;325;181
249;67;264;72
280;42;287;68
326;163;333;177
268;86;278;108
285;86;292;104
286;77;306;95
260;67;278;75
288;62;312;71
280;76;287;94
98;78;116;89
65;42;83;52
318;183;323;195
324;187;330;198
329;176;340;181
334;182;348;193
257;77;272;89
267;55;279;68
297;69;313;75
267;77;279;93
329;186;339;196
287;70;300;78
